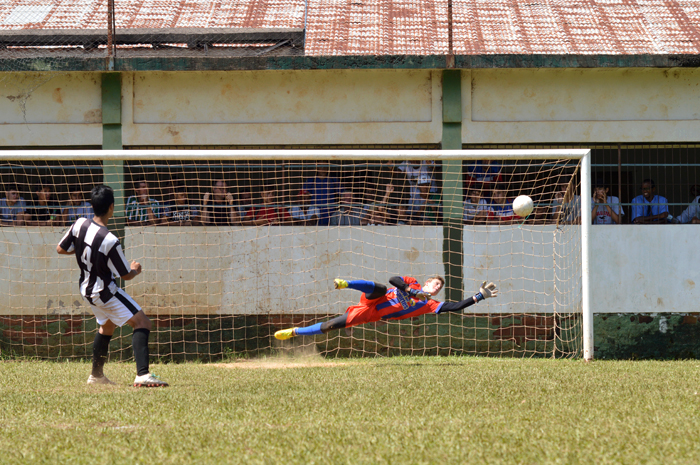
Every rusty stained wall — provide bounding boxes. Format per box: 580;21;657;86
1;224;697;317
0;72;102;146
463;68;700;144
122;69;442;146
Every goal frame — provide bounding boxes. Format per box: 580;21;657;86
0;148;592;360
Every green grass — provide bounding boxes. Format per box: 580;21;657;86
1;357;699;464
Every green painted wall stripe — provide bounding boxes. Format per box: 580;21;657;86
101;73;125;260
441;71;463;302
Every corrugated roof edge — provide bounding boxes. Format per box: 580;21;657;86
2;54;700;72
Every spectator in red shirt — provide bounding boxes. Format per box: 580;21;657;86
244;186;291;226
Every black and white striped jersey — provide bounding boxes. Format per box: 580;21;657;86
59;217;131;306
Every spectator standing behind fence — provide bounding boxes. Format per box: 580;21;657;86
63;185;93;225
591;179;623;224
465;161;503;193
631;179;669;224
399;160;438;193
304;164;340;226
375;161;409;224
551;183;581;224
675;184;700;224
202;179;239;226
463;183;490;225
0;184;28;226
29;181;61;227
330;191;364;226
407;176;441;225
161;184;200;226
243;186;291;226
290;190;318;226
125;178;160;226
487;184;517;225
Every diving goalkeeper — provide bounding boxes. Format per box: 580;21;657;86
274;276;498;340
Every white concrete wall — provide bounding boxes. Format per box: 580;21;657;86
463;68;700;143
4;68;700;146
0;72;102;146
5;224;695;316
122;70;443;146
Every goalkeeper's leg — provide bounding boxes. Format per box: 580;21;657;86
275;314;350;340
335;278;387;300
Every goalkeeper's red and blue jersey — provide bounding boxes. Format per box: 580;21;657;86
344;276;445;327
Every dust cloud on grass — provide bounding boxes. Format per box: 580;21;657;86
212;338;357;370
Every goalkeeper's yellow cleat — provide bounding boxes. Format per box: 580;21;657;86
274;328;297;340
334;278;349;290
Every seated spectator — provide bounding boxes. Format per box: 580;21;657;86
330;191;364;226
675;184;700;224
592;178;623;224
487;184;516;225
399;160;438;193
161;184;200;226
375;161;409;224
202;179;240;226
28;180;61;226
244;186;291;226
361;187;388;226
631;179;669;224
463;184;490;225
304;164;340;226
0;184;28;226
290;190;319;226
63;185;93;225
125;177;160;226
237;190;253;220
407;176;441;225
466;161;503;193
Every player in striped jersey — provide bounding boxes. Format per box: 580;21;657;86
274;276;498;340
57;185;168;387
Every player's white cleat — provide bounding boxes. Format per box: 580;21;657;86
334;278;348;290
133;373;169;387
87;374;116;385
274;328;297;340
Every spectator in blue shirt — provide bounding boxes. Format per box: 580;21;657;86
631;179;669;224
0;184;28;226
63;185;93;225
303;164;340;226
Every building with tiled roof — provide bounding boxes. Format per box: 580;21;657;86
1;0;699;357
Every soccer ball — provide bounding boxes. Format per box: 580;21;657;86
512;195;534;218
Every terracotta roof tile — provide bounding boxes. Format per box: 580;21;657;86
2;0;700;56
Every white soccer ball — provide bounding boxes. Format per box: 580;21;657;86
512;195;534;218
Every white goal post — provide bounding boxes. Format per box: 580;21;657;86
0;149;592;360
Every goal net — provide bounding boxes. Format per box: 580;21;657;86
0;149;590;360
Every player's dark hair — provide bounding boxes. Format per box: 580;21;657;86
91;185;114;217
428;276;445;288
642;179;656;188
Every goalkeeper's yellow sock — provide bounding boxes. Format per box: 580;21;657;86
334;278;349;290
274;328;297;340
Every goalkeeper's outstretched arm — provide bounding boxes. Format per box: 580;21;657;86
437;281;498;314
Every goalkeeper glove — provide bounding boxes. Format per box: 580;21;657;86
474;281;498;302
407;287;430;302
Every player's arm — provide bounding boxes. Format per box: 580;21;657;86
389;276;429;301
436;282;498;314
107;241;142;280
56;223;76;255
121;261;142;280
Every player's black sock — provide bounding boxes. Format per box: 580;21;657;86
92;333;112;377
132;328;151;376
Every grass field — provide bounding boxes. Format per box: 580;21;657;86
1;356;699;464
